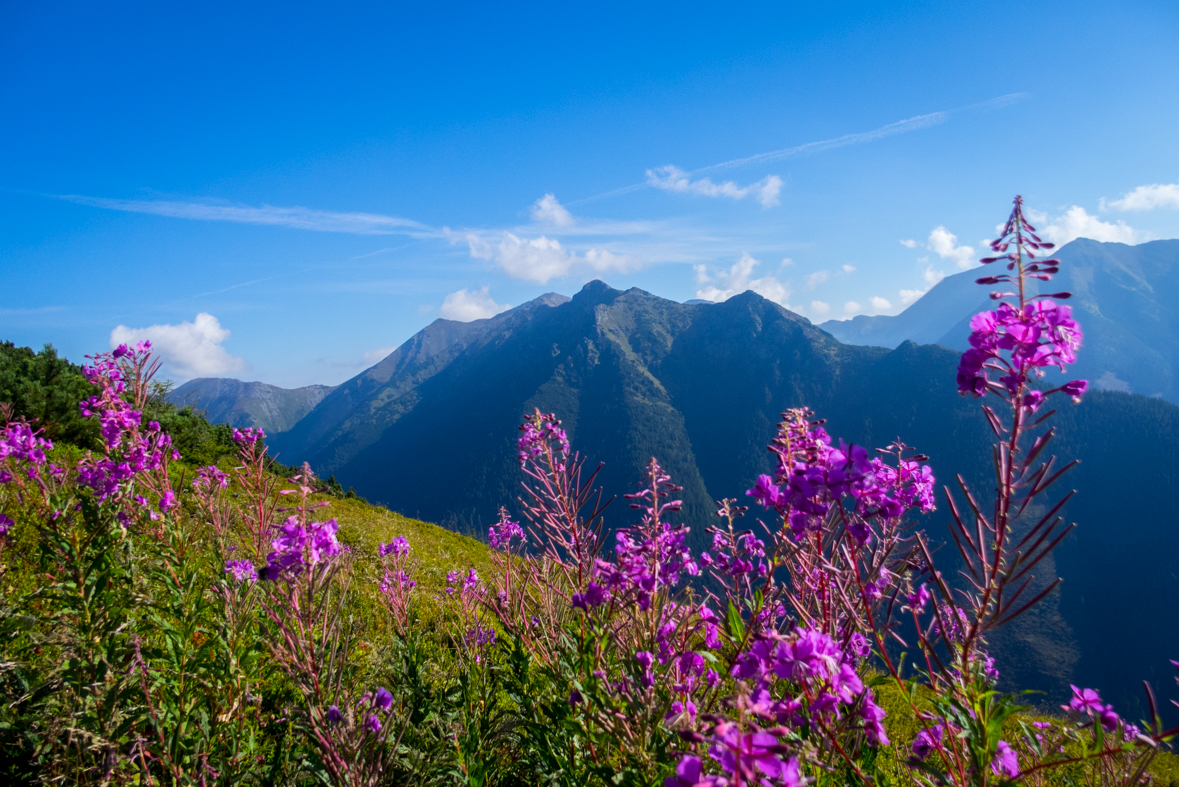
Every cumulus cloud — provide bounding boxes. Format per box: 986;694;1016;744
842;264;856;273
810;300;830;316
927;226;976;269
439;286;512;321
363;347;397;363
694;253;792;306
870;296;892;311
110;313;245;381
844;301;862;315
902;227;976;269
465;232;638;284
1103;184;1179;212
531;193;575;226
646;166;784;208
1042;206;1140;246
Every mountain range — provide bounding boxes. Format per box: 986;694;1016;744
821;238;1179;401
171;239;1179;720
170;377;336;433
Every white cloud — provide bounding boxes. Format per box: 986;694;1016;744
646;166;784;207
1042;206;1139;246
810;300;830;316
531;193;575;226
781;257;794;267
842;264;856;273
464;231;638;284
870;296;892;311
694;253;792;306
439;286;512;321
110;313;245;381
63;195;435;236
844;301;862;315
804;271;829;289
363;346;397;363
927;226;976;269
1103;184;1179;212
900;239;920;249
898;289;924;306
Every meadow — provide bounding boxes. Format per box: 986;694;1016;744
1;198;1177;786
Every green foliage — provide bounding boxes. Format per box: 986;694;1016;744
0;342;99;448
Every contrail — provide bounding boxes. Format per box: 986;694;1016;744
567;93;1029;205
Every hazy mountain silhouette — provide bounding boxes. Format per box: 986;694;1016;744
168;378;336;433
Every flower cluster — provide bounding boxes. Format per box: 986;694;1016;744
747;410;935;542
574;460;698;611
488;508;526;553
957;196;1088;404
0;421;53;474
192;464;228;492
517;410;569;466
1063;685;1120;732
75;345;180;513
224;559;258;582
232;427;266;445
258;516;343;581
668;723;803;787
729;627;889;747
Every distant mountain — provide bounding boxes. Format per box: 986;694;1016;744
821;238;1179;401
169;378;337;433
270;279;1179;720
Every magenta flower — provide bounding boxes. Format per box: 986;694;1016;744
379;536;409;557
1065;685;1105;715
374;687;393;711
224;559;257;582
912;723;945;761
0;513;12;537
990;740;1019;778
326;705;342;725
367;714;380;733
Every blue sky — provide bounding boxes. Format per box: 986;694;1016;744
2;0;1178;387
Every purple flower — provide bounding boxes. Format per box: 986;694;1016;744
991;740;1020;778
488;510;526;552
1060;379;1089;401
0;513;13;537
571;581;610;610
159;489;177;512
367;714;381;733
912;723;945;761
664;756;708;787
326;705;342;725
373;687;393;711
379;536;409;557
1065;685;1105;715
907;584;931;613
224;559;257;582
746;474;784;511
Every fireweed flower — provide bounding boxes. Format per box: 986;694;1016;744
517;411;570;466
991;740;1020;778
224;559;257;582
959;196;1088;403
378;536;409;557
373;687;393;711
326;705;343;725
488;510;525;552
259;516;343;581
231;427;266;445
